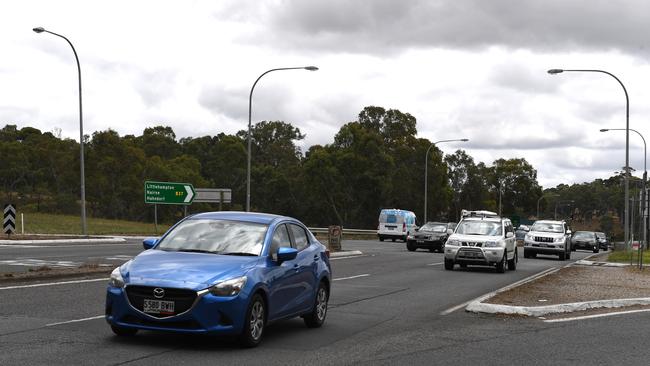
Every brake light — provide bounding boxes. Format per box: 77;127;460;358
403;222;406;232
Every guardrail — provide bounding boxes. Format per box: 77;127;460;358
307;227;376;235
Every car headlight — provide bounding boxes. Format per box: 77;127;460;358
108;267;125;288
407;235;414;240
483;241;502;248
555;236;565;243
525;233;533;241
446;239;460;246
208;276;247;297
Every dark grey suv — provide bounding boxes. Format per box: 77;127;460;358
571;231;599;253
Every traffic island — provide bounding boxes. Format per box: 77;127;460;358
467;265;650;317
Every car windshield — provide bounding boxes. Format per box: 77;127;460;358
596;233;606;239
156;219;268;255
421;223;447;232
573;232;593;240
531;222;564;233
455;221;502;236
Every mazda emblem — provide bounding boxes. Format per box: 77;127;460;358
153;288;165;299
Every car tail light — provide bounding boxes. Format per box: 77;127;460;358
325;250;330;258
403;222;406;232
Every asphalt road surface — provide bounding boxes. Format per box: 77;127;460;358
1;239;648;365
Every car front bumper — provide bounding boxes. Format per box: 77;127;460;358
105;285;247;335
444;246;505;266
524;241;565;254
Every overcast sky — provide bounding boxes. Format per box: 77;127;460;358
2;0;650;188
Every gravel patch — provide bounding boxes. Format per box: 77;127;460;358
485;266;650;307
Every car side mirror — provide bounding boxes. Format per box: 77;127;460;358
506;232;514;238
276;247;298;263
143;237;158;250
446;229;454;235
566;230;572;235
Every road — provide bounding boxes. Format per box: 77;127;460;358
1;239;649;365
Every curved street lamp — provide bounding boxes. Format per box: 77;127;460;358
601;128;647;251
246;66;318;212
423;138;469;223
33;27;87;235
548;68;630;249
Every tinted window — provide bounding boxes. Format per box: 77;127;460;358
289;224;310;251
269;224;291;259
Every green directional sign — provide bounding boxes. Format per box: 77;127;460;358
145;181;195;205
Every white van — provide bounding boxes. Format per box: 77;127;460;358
377;209;417;242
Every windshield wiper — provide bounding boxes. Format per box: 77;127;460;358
218;252;258;256
177;249;217;254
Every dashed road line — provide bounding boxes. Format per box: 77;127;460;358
427;262;443;266
0;277;108;291
333;274;370;281
46;315;105;327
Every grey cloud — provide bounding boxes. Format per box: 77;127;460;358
223;0;650;56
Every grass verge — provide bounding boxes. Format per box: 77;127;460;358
607;249;650;264
14;212;171;236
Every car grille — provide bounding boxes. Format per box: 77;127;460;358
460;242;483;247
125;285;197;318
534;237;554;243
457;247;485;259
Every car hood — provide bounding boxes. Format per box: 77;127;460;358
527;231;565;239
448;234;501;242
122;250;260;291
415;230;447;237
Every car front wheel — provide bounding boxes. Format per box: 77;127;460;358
240;294;265;348
304;282;328;328
508;249;517;270
444;258;454;270
496;253;506;273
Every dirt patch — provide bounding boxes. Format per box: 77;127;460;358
486;265;650;307
1;264;113;283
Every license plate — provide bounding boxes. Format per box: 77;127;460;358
143;299;175;315
387;227;394;230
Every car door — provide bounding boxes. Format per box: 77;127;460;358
287;223;317;313
505;221;516;259
266;223;303;320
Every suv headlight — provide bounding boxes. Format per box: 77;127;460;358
208;276;247;297
446;239;460;246
554;236;565;243
108;267;125;288
484;241;503;248
525;233;533;241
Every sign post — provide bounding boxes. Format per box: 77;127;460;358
3;204;16;236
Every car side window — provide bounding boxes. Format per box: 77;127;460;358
288;224;310;251
270;224;291;260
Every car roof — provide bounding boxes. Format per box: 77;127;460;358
462;216;504;223
534;220;564;224
189;211;292;225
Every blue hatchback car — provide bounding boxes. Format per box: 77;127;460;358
105;212;332;347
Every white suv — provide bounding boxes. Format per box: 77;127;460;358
523;220;572;260
444;210;517;273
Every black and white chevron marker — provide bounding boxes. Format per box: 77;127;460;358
3;204;16;234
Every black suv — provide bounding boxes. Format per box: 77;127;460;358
406;222;455;252
571;231;599;253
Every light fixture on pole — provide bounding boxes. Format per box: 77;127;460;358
548;68;630;250
423;138;469;223
246;66;318;212
33;26;87;235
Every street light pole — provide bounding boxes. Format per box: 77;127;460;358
424;138;469;223
536;193;558;218
33;27;87;235
601;128;646;251
548;68;630;250
246;66;318;212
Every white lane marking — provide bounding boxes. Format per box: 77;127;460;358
333;274;370;281
330;255;367;261
0;277;108;291
105;255;133;261
543;308;650;323
46;315;104;327
0;259;81;268
427;262;443;266
439;267;559;315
